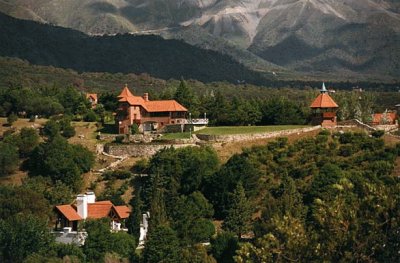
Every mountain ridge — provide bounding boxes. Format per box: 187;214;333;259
0;12;268;85
1;0;399;79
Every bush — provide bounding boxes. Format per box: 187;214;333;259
371;130;384;138
102;170;132;180
339;145;354;157
84;111;98;122
42;119;60;138
211;232;239;263
62;125;76;138
7;113;18;126
114;135;125;143
338;132;353;144
318;129;330;136
132;158;149;174
0;142;19;176
131;123;139;135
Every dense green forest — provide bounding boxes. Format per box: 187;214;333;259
2;128;399;262
112;131;400;262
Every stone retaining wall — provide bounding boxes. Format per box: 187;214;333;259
104;126;320;157
195;126;321;142
104;143;197;157
375;124;398;132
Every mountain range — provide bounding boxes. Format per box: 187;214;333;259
0;12;267;84
1;0;400;80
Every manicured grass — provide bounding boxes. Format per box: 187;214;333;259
195;125;310;135
160;132;191;140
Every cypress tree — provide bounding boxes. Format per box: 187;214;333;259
222;182;252;238
127;188;142;239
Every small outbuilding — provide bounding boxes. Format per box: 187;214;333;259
310;83;339;127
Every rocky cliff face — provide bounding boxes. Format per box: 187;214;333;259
1;0;399;77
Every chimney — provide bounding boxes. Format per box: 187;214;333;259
143;93;149;101
86;191;96;204
76;194;88;219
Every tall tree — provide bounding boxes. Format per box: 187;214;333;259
83;219;112;262
148;174;169;228
174;78;197;115
127;188;143;239
0;216;54;263
17;127;40;157
0;142;18;177
142;226;181;263
27;134;94;192
222;183;252;238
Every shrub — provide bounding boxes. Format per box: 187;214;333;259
338;132;354;144
7;113;18;126
114;135;125;143
371;130;384;138
0;142;19;176
339;145;354;157
62;125;76;138
84;111;98;122
131;123;139;135
102;170;132;180
318;129;330;136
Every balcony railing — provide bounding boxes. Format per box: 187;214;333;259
186;118;209;125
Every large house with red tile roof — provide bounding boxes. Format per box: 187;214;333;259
54;191;130;233
310;83;339;127
115;85;188;134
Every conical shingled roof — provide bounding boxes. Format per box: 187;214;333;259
118;84;134;98
310;93;339;108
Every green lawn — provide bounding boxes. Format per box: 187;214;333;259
160;132;191;140
194;125;310;135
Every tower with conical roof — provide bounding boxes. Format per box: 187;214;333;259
310;83;339;127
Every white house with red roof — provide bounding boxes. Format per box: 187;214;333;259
53;191;130;245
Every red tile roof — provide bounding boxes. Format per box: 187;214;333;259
120;96;145;105
56;205;82;221
88;201;113;219
310;93;339;108
86;93;98;101
372;112;397;124
117;86;187;112
114;206;131;219
56;200;131;221
144;100;187;112
118;86;134;98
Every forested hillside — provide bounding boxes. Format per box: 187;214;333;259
2;126;400;262
2;56;400;126
0;12;266;85
134;131;400;262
